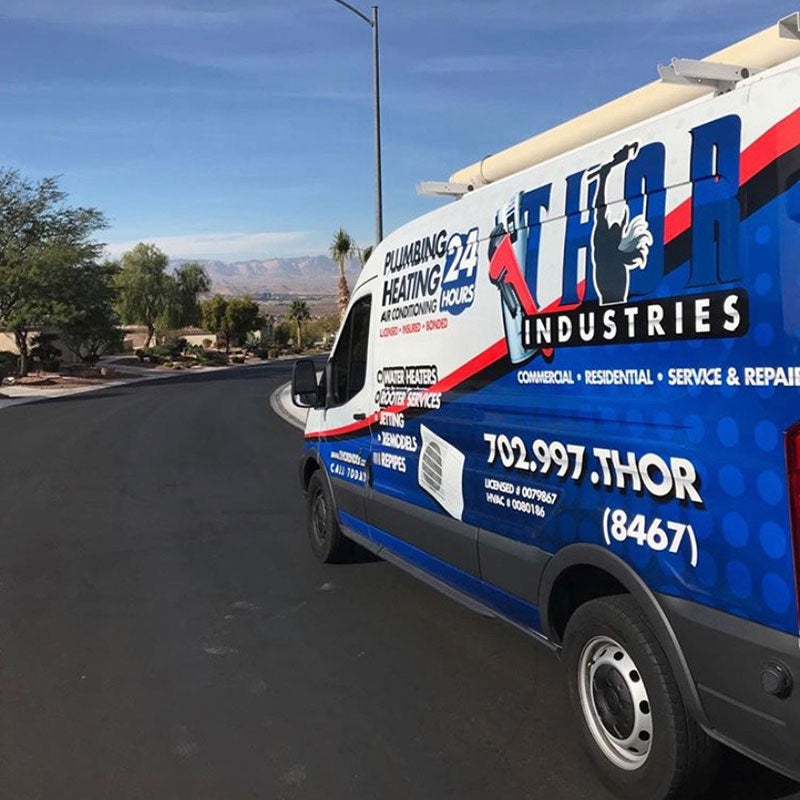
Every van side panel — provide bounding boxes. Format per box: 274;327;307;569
303;59;800;784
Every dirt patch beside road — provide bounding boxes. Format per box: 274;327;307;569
3;366;123;390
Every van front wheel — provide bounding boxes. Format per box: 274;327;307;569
306;472;351;563
563;595;718;800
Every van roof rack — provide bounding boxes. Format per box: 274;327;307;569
416;181;473;198
657;59;756;94
423;13;800;192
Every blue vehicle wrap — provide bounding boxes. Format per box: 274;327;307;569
298;50;800;787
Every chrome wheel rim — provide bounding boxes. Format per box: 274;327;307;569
578;635;653;770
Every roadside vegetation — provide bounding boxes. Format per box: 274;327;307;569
0;169;110;377
0;171;364;380
327;228;372;322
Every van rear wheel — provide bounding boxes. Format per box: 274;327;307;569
563;595;718;800
306;472;351;563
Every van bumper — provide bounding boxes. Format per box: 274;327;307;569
659;594;800;782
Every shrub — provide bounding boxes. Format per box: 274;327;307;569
151;343;178;360
0;351;19;379
135;344;182;364
195;349;227;366
136;347;162;364
31;332;62;372
244;333;261;354
158;335;187;356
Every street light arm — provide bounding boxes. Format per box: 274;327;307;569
330;0;373;26
329;0;383;242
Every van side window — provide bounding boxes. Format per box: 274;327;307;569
329;295;372;406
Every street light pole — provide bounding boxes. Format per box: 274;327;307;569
330;0;383;244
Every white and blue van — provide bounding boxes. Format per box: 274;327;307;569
292;15;800;799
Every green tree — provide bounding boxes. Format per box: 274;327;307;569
273;321;291;348
30;332;61;371
3;258;56;376
175;261;211;327
224;296;263;352
304;313;339;348
329;228;354;320
0;170;107;375
200;295;263;354
358;244;374;266
200;294;228;349
114;243;176;347
287;299;311;349
59;261;123;364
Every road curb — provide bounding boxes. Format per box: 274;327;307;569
0;364;311;429
269;382;307;431
0;372;180;407
0;362;262;409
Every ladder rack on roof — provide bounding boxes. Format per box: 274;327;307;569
416;13;800;198
656;59;755;94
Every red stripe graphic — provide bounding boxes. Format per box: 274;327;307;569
432;337;509;394
664;199;691;245
740;106;800;184
304;414;379;440
305;337;509;440
664;108;800;244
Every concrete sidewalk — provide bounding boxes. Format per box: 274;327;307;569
0;375;150;409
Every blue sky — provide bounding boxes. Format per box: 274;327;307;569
0;0;793;261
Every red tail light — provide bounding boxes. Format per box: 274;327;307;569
784;423;800;625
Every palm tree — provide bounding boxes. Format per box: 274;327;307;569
358;244;374;267
287;299;311;349
329;228;354;320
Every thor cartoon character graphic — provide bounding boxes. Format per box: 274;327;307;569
587;143;653;305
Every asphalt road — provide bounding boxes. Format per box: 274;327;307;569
0;362;798;800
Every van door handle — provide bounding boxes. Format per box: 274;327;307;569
365;458;373;487
353;412;366;420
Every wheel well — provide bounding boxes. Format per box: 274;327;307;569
302;458;320;492
547;564;627;645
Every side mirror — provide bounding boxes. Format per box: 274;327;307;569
292;359;319;408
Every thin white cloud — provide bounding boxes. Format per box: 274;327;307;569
1;0;239;28
416;54;563;75
397;0;758;26
0;79;366;103
104;231;315;261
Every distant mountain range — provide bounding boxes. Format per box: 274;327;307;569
171;255;362;297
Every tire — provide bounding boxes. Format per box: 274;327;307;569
306;471;351;563
563;595;719;800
